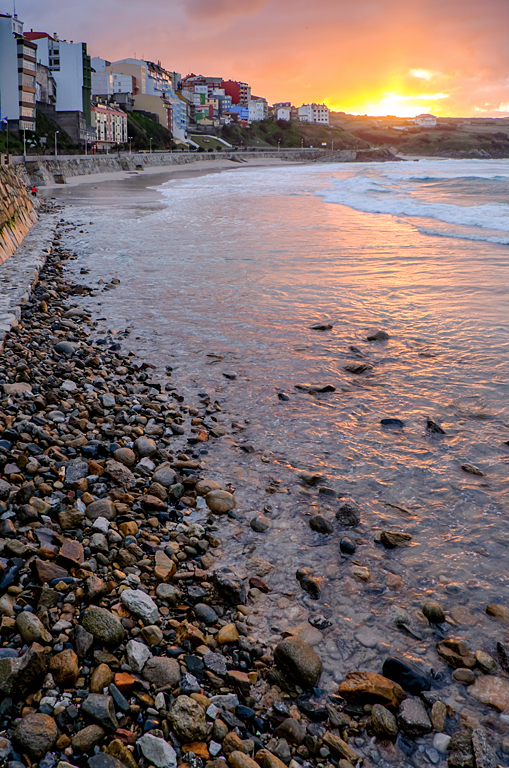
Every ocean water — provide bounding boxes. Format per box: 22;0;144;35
58;158;509;728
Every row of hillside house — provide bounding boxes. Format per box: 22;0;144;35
273;102;330;124
180;74;268;127
298;103;330;124
91;57;188;144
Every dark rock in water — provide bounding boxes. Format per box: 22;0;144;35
223;372;237;380
274;637;323;687
295;383;336;394
381;418;405;429
309;615;332;630
496;641;509;672
250;515;271;532
422;602;445;624
336;500;361;526
344;362;372;374
309;515;333;534
382;657;431;694
340;536;356;555
296;569;320;599
398;698;432;736
367;330;389;342
213;568;246;604
426;418;445;434
278;393;290;401
380;530;412;548
461;462;484;476
310;323;333;331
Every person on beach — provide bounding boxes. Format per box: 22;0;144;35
31;186;38;197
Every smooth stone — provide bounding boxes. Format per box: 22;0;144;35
206;490;236;514
155;584;182;604
469;675;509;711
274;637;322;687
120;588;159;624
16;612;50;643
82;607;125;647
452;668;476;684
143;656;181;688
309;515;333;534
90;663;114;694
13;714;57;758
382;657;431;694
152;465;177;488
194;603;218;625
71;724;105;752
436;639;476;669
475;650;498;674
433;733;451;753
422;602;445;623
113;447;136;467
217;624;239;644
134;436;157;458
250;515;270;532
141;625;163;646
49;649;79;687
339;536;356;554
86;499;116;521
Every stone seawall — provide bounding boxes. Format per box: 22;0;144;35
24;150;327;186
0;165;38;263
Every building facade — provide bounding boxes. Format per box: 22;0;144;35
26;32;92;125
91;102;127;149
415;113;437;127
0;14;37;131
249;97;267;122
222;80;251;106
298;103;330;124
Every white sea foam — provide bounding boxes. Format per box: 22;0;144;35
318;159;509;244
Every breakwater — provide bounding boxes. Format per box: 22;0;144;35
0;165;38;263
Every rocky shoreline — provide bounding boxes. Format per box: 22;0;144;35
0;209;507;768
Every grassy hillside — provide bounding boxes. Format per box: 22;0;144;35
128;112;175;151
220;119;369;149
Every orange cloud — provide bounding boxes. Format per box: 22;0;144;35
14;0;509;116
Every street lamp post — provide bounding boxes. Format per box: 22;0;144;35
23;129;27;160
149;137;152;154
278;138;281;153
128;136;133;154
55;130;59;157
332;140;334;152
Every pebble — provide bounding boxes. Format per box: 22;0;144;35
138;733;177;768
120;588;159;624
274;636;323;687
335;500;361;526
422;601;445;623
13;714;58;758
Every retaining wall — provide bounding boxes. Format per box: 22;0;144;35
0;165;38;264
24;150;328;186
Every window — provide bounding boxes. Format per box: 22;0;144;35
21;92;36;104
21;106;35;117
20;59;36;72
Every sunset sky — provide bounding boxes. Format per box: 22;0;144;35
8;0;509;117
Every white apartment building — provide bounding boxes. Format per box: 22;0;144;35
298;103;330;124
249;97;268;122
0;14;37;131
27;32;91;121
276;107;291;121
91;102;127;148
91;71;135;96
